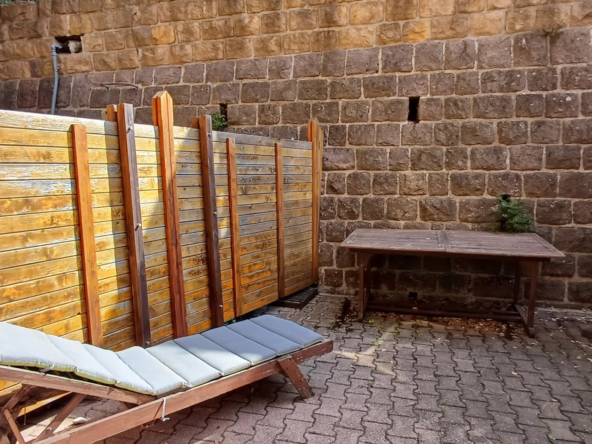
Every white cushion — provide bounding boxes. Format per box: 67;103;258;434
202;326;277;365
250;315;324;347
174;335;250;376
227;320;300;355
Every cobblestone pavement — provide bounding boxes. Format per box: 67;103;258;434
20;294;592;444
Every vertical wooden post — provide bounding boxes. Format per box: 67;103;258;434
106;105;118;122
71;124;103;347
116;103;151;348
275;142;285;299
308;120;322;285
198;115;224;327
227;138;242;316
152;91;188;338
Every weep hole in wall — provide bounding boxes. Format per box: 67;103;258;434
0;92;322;393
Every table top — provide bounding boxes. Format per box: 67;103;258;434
341;229;565;260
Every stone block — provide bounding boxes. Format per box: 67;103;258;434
289;9;317;30
545;93;579;118
461;122;495;145
516;94;544;117
561;65;592;91
182;63;204;84
362;197;385;220
347;172;371;195
443;39;476;70
481;70;526;94
218;0;244;15
193;42;225;62
225;38;253;60
523;173;557;198
312;102;339;124
329;79;361;100
89;87;120;109
555;227;592;253
385;0;417;20
509;145;543;170
345;48;379;75
472;95;514;119
337;27;374;50
568;282;592;303
340;101;369;123
498;121;528;146
212;83;240;104
398;74;428;97
536;199;572;225
542;255;575;278
431;16;469;40
260;11;287;34
410;147;444;171
337;196;360;220
228;104;257;126
582;93;592;117
428;172;448;196
470;10;504;36
401;123;433;146
473;276;513;299
506;8;536;33
281;102;310;124
459;198;496;223
376;23;402;45
545;145;581;170
323;148;355;170
206;61;234;83
399;172;427;195
348;124;375;146
418;98;442;121
389;148;409;170
371;99;407;122
235;59;267;80
169;45;193;65
450;172;486;196
318;4;348;27
246;0;281;13
585;147;592;170
458;0;484;12
563;120;592;144
258;104;280;125
363;76;397;98
190;85;211;105
268;56;292;80
327;125;346;146
322;51;345;77
455;71;479;95
434;122;460;147
153;66;181;85
578;255;592;279
574;201;592;224
527;67;557;92
376;124;401;146
445;147;468;170
414;42;443;71
487;172;522;197
319;243;334;267
357;147;387;170
373;172;398;195
165;85;191;105
530;120;567;143
270;80;297;101
558;172;592;198
298;79;328;100
326;173;346;194
350;1;383;24
234;15;260;37
470;146;507;170
17;79;38;108
477;35;512;69
430;72;454;96
283;33;311;54
386;197;418;221
382;45;413;73
514;32;548;67
444;97;470;119
419;198;456;222
550;28;591;65
293;54;322;78
336;246;356;268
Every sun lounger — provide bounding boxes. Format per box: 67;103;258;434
0;315;332;444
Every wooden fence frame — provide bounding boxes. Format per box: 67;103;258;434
0;97;322;356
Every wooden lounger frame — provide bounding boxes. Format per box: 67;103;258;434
0;340;332;444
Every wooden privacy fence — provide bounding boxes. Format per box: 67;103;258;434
0;92;322;393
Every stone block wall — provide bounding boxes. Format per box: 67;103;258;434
1;0;592;305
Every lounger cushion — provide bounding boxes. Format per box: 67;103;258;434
49;336;117;385
0;322;76;372
227;320;301;355
148;342;221;387
250;315;323;347
117;347;188;395
202;327;277;365
83;345;155;395
174;335;250;376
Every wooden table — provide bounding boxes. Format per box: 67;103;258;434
341;229;565;337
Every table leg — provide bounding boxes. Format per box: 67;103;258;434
513;261;521;304
357;253;372;321
524;261;538;337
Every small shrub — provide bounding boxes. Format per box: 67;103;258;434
211;112;228;131
492;195;534;233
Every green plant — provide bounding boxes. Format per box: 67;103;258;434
211;112;228;131
492;195;534;233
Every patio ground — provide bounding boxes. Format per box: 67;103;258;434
20;294;592;444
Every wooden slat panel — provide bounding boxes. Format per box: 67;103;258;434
71;124;103;347
197;115;224;327
227;138;242;317
116;103;151;348
308;120;322;285
153;92;188;338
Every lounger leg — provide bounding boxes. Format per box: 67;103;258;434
2;409;26;444
1;386;32;444
32;394;86;443
278;357;314;399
